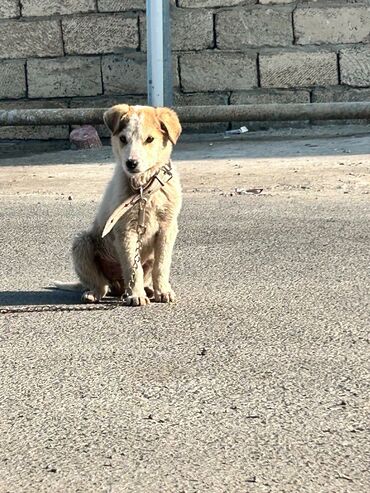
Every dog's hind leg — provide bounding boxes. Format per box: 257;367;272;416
143;257;154;299
72;231;109;303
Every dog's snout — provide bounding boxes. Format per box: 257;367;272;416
126;159;139;171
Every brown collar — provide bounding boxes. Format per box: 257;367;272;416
101;163;173;238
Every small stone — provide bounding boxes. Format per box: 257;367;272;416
70;125;102;150
68;195;73;201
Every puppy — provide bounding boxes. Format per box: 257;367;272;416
70;104;182;306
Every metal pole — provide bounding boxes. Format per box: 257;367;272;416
146;0;172;107
1;103;370;126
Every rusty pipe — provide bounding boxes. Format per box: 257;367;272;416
0;102;370;126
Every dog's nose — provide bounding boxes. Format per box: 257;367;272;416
126;159;139;171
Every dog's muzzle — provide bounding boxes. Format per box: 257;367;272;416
126;159;139;172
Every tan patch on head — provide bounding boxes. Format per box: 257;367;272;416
139;107;166;141
103;104;133;135
155;108;182;144
104;104;182;145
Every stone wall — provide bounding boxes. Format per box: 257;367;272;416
0;0;369;139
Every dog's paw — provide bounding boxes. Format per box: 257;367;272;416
81;291;100;304
123;295;151;307
144;286;155;299
154;289;176;303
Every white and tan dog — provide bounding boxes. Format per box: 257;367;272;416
64;104;182;306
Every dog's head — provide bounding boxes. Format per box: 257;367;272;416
103;104;182;176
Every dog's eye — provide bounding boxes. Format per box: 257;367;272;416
145;136;154;144
120;135;127;145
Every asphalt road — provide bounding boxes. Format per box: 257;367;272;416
0;191;369;493
0;133;369;492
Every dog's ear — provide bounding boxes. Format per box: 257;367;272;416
156;108;182;145
103;104;130;135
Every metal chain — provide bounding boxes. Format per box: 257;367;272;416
2;191;148;315
0;304;118;315
124;190;147;299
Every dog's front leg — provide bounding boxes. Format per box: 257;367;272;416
152;223;178;303
114;233;150;306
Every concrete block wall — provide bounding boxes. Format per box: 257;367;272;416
0;0;369;139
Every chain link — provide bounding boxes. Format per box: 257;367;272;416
124;190;147;299
0;304;119;315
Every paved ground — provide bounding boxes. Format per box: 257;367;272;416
0;133;369;492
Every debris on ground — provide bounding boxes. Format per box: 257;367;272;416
225;126;248;136
219;188;263;196
235;187;263;195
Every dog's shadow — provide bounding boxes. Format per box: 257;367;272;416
0;289;81;307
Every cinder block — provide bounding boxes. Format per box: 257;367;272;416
260;51;338;88
174;91;229;133
0;60;26;99
217;7;293;48
0;20;63;59
62;14;138;55
259;1;294;4
70;95;146;137
98;0;146;11
0;99;69;140
102;54;147;94
312;86;370;103
340;47;370;87
312;85;370;125
178;1;254;6
102;53;180;94
70;95;146;109
0;0;20;18
141;9;213;52
28;57;102;98
98;0;175;10
180;52;257;92
230;88;310;105
294;6;370;45
230;88;310;129
21;0;96;16
102;53;179;94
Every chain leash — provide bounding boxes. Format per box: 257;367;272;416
124;188;147;299
0;304;118;315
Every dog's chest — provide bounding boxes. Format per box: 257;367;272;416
142;200;171;242
115;196;170;238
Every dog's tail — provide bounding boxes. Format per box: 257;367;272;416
52;281;83;292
